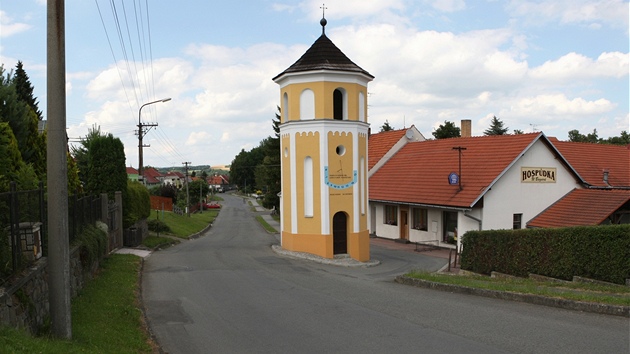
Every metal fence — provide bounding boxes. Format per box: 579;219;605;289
0;182;103;286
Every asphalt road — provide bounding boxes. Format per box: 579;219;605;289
142;193;629;354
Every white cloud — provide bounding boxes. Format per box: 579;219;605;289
429;0;466;12
507;0;629;29
0;11;31;38
529;51;629;81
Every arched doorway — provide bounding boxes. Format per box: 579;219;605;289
332;212;347;254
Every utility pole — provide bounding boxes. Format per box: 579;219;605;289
452;146;467;191
137;98;170;181
183;162;191;216
47;0;72;339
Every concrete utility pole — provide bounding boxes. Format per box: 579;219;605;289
47;0;72;339
183;162;191;216
137;98;170;180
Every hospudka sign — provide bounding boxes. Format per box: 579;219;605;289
521;167;557;183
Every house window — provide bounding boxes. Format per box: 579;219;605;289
513;213;522;229
412;208;428;231
384;205;398;225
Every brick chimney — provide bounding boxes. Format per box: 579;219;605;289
461;119;472;137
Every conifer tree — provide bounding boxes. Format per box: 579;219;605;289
14;61;43;121
484;116;509;135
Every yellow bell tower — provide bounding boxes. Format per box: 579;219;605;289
272;15;373;262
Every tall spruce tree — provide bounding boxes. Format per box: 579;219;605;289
14;61;43;121
484;116;509;135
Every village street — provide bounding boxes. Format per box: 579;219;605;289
141;193;628;354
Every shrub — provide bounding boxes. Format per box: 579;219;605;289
124;181;150;228
461;224;630;284
148;219;170;233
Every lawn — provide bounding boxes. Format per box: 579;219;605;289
148;208;219;238
406;271;630;307
0;254;154;353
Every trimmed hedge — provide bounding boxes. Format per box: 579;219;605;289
124;181;151;228
460;224;630;285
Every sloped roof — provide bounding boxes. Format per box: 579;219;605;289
273;34;373;81
126;167;138;175
528;189;630;228
370;133;552;208
368;129;408;170
208;175;229;185
548;138;630;187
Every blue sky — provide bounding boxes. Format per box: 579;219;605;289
1;0;628;167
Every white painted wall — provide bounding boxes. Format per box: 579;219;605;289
481;140;581;230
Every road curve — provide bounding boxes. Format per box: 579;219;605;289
142;193;629;354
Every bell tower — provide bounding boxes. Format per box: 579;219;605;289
272;15;374;261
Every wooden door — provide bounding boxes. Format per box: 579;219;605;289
333;212;347;254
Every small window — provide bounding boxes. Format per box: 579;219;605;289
412;208;428;231
384;205;398;225
513;213;522;229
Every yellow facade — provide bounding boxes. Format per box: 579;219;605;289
275;37;372;262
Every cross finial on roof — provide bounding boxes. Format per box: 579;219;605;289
320;3;328;34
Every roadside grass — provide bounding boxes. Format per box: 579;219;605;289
208;195;224;202
147;209;218;238
406;271;630;306
0;254;153;353
143;235;179;249
255;215;277;233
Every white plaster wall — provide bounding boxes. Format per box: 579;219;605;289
482;140;581;230
371;203;399;239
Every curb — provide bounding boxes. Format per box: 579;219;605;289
395;275;630;317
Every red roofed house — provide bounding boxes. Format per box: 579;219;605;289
207;174;230;192
527;140;630;228
368;125;424;177
142;167;164;187
368;130;630;249
126;166;139;182
164;171;186;188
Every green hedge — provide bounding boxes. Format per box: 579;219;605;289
460;224;630;284
124;181;150;228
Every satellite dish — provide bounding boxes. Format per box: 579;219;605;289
405;129;414;140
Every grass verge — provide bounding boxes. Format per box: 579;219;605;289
255;215;277;233
148;209;219;238
0;254;153;353
142;235;180;249
406;271;630;306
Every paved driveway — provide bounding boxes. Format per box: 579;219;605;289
142;193;629;354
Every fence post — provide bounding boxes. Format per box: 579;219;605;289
115;191;123;248
39;181;46;256
9;182;20;272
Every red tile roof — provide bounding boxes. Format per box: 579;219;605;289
126;167;138;175
368;129;407;170
208;175;229;185
143;167;163;184
548;138;630;187
528;189;630;228
370;133;551;208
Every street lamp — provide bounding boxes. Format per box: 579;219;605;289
138;97;171;180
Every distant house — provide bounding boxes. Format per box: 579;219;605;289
207;174;230;192
142;167;163;187
163;171;186;188
126;167;139;182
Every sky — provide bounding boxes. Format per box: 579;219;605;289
1;0;628;168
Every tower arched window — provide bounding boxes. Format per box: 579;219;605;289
282;92;289;122
333;88;346;120
359;91;365;122
300;89;315;120
304;156;313;217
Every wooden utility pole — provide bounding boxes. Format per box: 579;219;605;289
47;0;72;339
183;162;191;216
452;146;467;191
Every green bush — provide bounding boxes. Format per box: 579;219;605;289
124;181;150;228
461;224;630;284
147;219;170;233
73;224;107;267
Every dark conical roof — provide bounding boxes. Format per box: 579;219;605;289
273;34;374;81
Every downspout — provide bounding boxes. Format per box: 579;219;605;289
462;211;482;253
464;211;482;230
